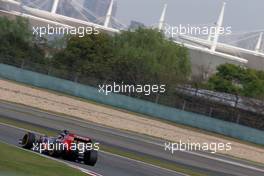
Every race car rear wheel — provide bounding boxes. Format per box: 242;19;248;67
84;149;98;166
21;132;35;149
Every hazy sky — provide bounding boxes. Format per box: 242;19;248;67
115;0;264;33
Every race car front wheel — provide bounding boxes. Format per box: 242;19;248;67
21;132;36;149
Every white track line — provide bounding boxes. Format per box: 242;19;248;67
182;150;264;173
100;150;188;176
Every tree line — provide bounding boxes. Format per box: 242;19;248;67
0;16;263;100
0;17;191;94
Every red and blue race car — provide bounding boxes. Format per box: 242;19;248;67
20;130;98;166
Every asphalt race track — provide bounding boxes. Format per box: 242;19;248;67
0;100;264;176
0;124;184;176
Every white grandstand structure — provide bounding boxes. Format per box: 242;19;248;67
0;0;263;77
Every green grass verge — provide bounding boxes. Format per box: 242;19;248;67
0;142;87;176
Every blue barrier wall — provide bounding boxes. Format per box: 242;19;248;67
0;63;263;145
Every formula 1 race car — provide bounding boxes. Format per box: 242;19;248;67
19;130;98;166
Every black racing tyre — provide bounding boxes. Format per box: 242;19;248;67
21;132;35;149
84;149;98;166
